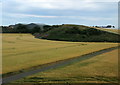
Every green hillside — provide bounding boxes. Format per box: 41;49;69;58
39;25;120;42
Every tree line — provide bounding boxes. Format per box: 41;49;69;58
1;24;56;33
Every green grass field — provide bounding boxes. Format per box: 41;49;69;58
2;34;118;76
15;48;119;84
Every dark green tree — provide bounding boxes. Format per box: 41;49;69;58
16;24;28;33
31;26;41;33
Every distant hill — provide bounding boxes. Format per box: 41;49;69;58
2;24;120;42
2;23;46;33
39;24;120;42
10;23;46;30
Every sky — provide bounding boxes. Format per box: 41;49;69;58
1;0;119;28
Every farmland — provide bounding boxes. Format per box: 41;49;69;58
2;33;119;76
15;47;119;84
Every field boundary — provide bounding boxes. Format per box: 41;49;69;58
2;46;120;84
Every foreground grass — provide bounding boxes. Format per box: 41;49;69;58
15;48;119;84
3;34;118;75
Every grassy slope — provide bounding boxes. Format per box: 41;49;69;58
93;27;119;34
41;25;120;42
2;34;118;74
16;48;119;83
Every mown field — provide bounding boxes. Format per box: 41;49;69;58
15;48;119;84
2;34;118;76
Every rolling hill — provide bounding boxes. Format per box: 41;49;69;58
39;25;120;42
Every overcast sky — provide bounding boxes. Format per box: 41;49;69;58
1;0;119;27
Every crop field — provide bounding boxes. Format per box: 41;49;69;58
2;33;118;76
15;48;119;84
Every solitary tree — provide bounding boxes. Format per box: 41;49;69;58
113;26;115;28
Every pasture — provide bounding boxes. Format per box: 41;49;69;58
2;33;118;76
94;28;119;34
16;48;119;83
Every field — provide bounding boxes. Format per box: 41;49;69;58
2;34;118;77
94;27;119;34
15;48;119;84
